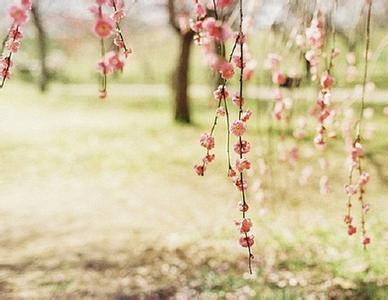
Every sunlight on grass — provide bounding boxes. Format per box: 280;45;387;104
0;84;387;298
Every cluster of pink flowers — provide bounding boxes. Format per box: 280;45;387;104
263;54;290;129
311;72;337;150
304;10;325;81
190;2;256;83
0;0;32;88
264;53;302;169
305;3;340;196
344;141;371;247
192;0;255;273
90;0;131;99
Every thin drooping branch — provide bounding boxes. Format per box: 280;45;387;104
237;0;253;275
344;0;373;249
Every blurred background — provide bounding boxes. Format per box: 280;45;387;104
0;0;387;298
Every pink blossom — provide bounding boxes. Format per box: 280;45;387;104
190;20;203;33
362;203;370;213
320;72;335;89
228;168;237;178
213;85;229;101
351;142;364;162
217;0;234;8
233;55;246;69
235;32;247;44
241;110;252;122
9;27;23;40
21;0;32;9
314;134;325;147
239;234;254;248
347;225;357;236
362;236;371;245
9;5;29;25
0;68;11;80
344;215;353;225
232;93;244;107
112;9;125;22
238;201;249;212
93;17;114;38
273;101;285;121
97;59;112;75
236;218;252;233
106;51;124;71
199;133;215;150
230;120;247;137
234;178;248;191
216;106;226;116
272;71;287;85
195;2;206;19
234;140;250;155
218;61;234;80
6;40;21;53
203;154;215;163
236;157;251;172
202;18;231;42
345;184;358;196
359;172;370;186
194;164;206;176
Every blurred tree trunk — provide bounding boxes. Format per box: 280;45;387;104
174;32;194;123
31;3;49;92
167;0;194;124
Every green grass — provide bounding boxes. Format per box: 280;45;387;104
0;83;387;298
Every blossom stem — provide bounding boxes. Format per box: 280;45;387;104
111;0;130;54
0;25;19;89
356;0;372;139
238;0;253;275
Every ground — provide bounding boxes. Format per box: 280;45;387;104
0;83;387;299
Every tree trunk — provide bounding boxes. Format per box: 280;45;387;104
174;32;193;123
31;3;49;92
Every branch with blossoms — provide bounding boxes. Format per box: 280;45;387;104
344;0;373;249
192;0;256;274
0;0;32;89
304;1;340;195
90;0;132;99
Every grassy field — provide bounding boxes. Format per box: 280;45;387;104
0;83;387;298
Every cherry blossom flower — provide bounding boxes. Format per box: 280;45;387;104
94;17;114;38
9;5;29;25
199;133;215;150
234;140;250;155
239;235;254;248
236;157;251;172
230;120;247;137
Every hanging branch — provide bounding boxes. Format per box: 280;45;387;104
236;0;254;274
0;0;32;89
90;0;131;99
192;0;255;274
344;0;372;248
316;0;338;195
